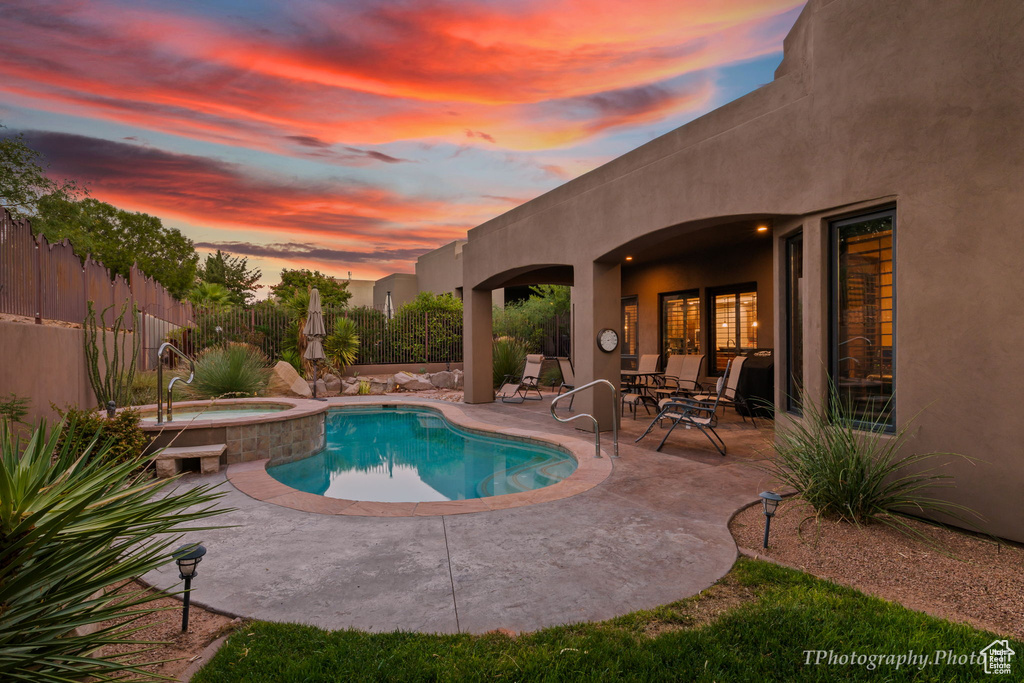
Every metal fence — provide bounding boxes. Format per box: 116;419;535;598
494;313;571;358
183;304;464;365
0;209;192;345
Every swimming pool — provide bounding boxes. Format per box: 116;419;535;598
266;406;577;502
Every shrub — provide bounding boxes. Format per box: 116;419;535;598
190;343;272;399
56;406;149;466
0;393;30;425
129;370;193;406
0;419;228;681
492;337;530;389
324;317;360;373
541;364;562;389
760;384;974;531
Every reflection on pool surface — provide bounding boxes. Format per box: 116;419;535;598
267;407;576;502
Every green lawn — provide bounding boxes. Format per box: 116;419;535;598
194;559;1018;682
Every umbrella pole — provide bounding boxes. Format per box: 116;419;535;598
312;360;318;398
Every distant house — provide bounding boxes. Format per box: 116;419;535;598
459;0;1024;542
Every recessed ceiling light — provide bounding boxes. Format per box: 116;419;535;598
757;225;769;233
625;256;633;261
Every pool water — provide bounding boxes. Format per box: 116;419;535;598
267;407;577;502
143;406;288;422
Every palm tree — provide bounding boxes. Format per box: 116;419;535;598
188;281;233;310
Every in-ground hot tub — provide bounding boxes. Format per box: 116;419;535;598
139;398;327;466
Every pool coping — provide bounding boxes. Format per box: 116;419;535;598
225;398;614;517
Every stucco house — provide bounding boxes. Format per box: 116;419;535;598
460;0;1024;541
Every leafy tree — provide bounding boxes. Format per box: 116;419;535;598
197;249;261;306
492;285;571;352
0;125;80;218
188;281;233;309
33;194;198;298
388;292;463;362
270;269;351;309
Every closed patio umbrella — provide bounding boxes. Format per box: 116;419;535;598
303;288;327;399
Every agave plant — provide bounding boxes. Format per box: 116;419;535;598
189;342;272;399
0;419;229;682
324;317;360;373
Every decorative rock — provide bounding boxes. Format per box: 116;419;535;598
325;376;342;394
393;371;433;391
429;371;457;389
343;382;361;395
267;361;312;397
452;369;464;388
311;379;327;396
322;373;339;384
368;381;387;395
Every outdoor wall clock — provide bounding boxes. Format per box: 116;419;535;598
597;328;619;353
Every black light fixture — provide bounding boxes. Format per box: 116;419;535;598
758;491;783;549
173;543;207;632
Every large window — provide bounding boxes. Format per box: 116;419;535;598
709;285;757;374
621;296;638;369
832;208;895;429
786;234;803;413
660;290;700;361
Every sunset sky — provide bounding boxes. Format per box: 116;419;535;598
0;0;804;289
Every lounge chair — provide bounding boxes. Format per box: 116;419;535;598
692;355;756;425
496;353;545;403
654;354;704;402
555;357;575;409
635;361;729;455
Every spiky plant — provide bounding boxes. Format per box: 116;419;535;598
84;300;140;409
189;343;272;399
0;419;229;682
761;383;976;534
492;337;530;389
324;318;360;373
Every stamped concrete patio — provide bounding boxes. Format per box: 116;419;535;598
144;393;775;634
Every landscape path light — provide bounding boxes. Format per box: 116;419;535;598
173;543;207;632
759;491;783;549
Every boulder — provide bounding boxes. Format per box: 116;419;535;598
429;371;457;389
325;376;342;394
267;361;312;398
393;371;433;391
368;381;387;395
343;381;361;396
452;369;464;388
308;379;327;396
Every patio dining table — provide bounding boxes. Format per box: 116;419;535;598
620;370;663;412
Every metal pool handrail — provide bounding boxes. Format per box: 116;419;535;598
156;342;194;424
549;379;619;458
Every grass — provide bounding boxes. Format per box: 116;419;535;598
193;558;1017;682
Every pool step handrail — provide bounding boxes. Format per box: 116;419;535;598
549;379;619;458
156;342;195;424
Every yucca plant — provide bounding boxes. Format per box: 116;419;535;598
324;318;360;373
761;383;976;534
189;343;272;399
0;419;229;682
492;337;530;389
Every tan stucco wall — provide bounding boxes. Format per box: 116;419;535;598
341;279;375;308
461;0;1024;540
416;240;465;296
372;273;418;310
0;320;133;424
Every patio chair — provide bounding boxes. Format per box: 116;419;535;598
654;354;704;402
635;361;729;455
621;353;661;418
496;354;545;403
555;357;575;409
692;355;757;426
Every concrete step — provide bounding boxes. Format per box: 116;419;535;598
155;444;226;478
